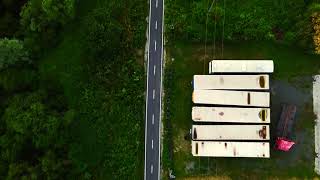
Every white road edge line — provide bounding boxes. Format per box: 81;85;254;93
154;40;157;51
153;89;155;99
154;65;156;75
152;114;154;124
155;21;158;30
152;139;154;149
151;164;153;174
144;0;152;179
159;0;164;179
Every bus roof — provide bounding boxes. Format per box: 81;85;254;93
192;141;270;158
209;60;274;74
192;106;270;123
192;90;270;107
193;75;269;90
192;125;270;140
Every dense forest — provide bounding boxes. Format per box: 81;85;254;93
166;0;320;53
0;0;146;179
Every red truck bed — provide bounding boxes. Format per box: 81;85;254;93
276;104;297;139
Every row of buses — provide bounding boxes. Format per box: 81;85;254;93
191;60;273;158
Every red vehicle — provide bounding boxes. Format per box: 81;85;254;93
274;104;296;151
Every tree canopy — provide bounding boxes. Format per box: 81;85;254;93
0;38;30;70
0;0;146;179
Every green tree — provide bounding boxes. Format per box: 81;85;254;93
20;0;76;51
0;133;26;162
1;90;74;179
0;38;30;70
0;0;27;37
6;162;39;180
3;92;62;149
40;150;67;179
4;93;42;135
0;68;37;92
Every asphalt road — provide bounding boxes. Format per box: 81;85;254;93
144;0;163;179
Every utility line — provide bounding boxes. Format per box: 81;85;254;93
204;0;210;74
221;0;226;58
213;0;217;59
205;0;216;74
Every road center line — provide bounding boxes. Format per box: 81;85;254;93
152;139;154;149
155;21;158;30
153;65;156;75
153;89;155;99
154;40;157;51
152;114;154;124
156;0;158;8
151;164;153;174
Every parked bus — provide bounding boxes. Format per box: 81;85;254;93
192;90;270;107
192;106;270;123
192;141;270;158
193;75;269;90
192;125;269;140
209;60;274;74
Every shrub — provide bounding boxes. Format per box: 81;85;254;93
85;11;123;61
166;0;308;42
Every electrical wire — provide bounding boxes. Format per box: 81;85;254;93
204;0;210;74
213;0;217;59
221;0;226;58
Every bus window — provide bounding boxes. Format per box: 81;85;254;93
259;109;267;121
195;143;198;154
259;76;265;88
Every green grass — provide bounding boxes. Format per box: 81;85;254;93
166;41;319;179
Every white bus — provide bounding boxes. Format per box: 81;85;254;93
193;75;269;90
192;141;270;158
192;125;270;140
209;60;274;74
192;106;270;123
192;90;270;107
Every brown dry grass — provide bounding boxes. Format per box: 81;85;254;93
178;176;231;180
312;12;320;54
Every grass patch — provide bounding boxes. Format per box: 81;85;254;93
166;40;319;178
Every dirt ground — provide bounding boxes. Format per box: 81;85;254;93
270;79;315;169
